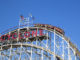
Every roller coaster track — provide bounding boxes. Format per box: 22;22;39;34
0;24;80;60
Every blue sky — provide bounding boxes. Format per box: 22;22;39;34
0;0;80;50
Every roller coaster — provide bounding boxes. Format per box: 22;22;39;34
0;15;80;60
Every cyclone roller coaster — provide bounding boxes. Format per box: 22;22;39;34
0;16;80;60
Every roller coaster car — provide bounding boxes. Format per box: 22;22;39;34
46;24;51;28
54;27;62;33
40;24;45;27
34;24;65;35
34;24;45;27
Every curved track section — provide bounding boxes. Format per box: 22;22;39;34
0;24;80;60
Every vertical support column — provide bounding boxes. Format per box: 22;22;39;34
74;45;77;60
19;43;22;60
18;19;21;43
62;37;64;60
17;29;20;42
2;54;3;60
50;32;51;51
16;47;18;60
46;31;48;49
9;44;12;60
49;32;51;60
35;28;38;60
0;46;2;60
40;41;42;60
74;52;76;60
54;29;56;60
8;30;11;60
68;39;70;60
36;28;38;46
42;50;43;60
30;42;33;60
30;47;32;60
